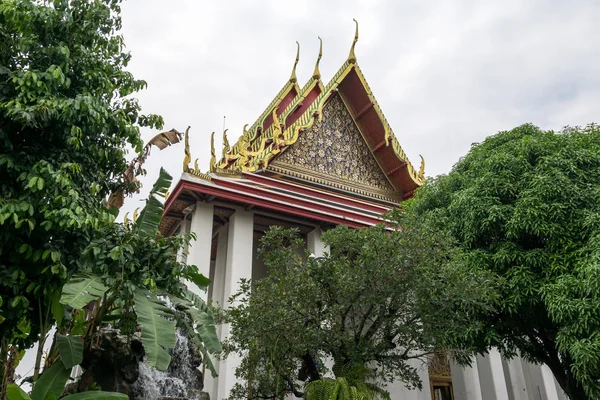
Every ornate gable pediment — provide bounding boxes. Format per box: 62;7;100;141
202;22;424;200
268;94;399;201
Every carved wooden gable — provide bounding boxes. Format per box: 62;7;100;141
269;94;398;201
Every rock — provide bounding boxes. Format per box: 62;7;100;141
77;327;145;397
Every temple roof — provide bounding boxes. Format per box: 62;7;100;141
158;171;395;236
186;21;424;202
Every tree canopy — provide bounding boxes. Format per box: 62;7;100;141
407;123;600;399
0;0;218;397
223;220;496;399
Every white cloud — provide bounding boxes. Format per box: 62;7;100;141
117;0;600;214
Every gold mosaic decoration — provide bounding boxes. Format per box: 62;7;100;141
428;351;452;378
271;93;397;197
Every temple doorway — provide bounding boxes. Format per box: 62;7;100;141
429;352;454;400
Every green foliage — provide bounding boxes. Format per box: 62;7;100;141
304;377;387;400
223;222;495;399
29;362;70;400
133;289;176;371
55;334;83;369
60;275;109;310
407;123;600;399
6;384;29;400
134;168;171;235
6;382;128;400
0;0;162;355
0;0;219;397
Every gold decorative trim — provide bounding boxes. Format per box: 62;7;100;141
188;170;212;181
269;160;401;203
209;131;216;172
290;41;300;83
211;168;242;178
428;351;452;378
313;36;323;80
348;19;359;64
352;64;425;186
183;126;191;173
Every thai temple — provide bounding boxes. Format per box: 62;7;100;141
159;22;567;400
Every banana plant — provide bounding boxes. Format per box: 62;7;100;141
56;168;220;375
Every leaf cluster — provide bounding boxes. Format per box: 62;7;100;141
223;220;496;399
407;123;600;398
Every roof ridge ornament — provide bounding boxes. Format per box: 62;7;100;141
209;132;216;172
183;126;191;172
222;128;230;158
289;41;300;83
312;36;323;80
348;18;359;64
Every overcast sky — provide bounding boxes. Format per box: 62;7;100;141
117;0;600;214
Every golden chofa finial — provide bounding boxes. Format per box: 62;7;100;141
312;36;323;80
182;126;191;172
289;41;300;83
348;18;359;64
209;132;216;172
222;128;230;156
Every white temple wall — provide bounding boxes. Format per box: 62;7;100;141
381;358;432;400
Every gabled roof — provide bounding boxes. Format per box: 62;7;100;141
211;21;424;199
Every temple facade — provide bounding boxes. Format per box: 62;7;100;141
160;24;567;400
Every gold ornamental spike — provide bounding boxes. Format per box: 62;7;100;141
182;126;191;172
312;37;323;80
348;18;359;64
132;207;140;222
123;212;130;225
289;41;300;83
222;129;230;156
209;132;216;172
418;155;425;181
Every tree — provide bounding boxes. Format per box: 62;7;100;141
0;0;218;396
222;220;496;399
407;124;600;399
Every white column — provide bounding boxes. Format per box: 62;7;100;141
307;227;329;257
488;349;510;400
176;218;191;263
217;209;254;400
505;356;529;400
204;224;229;400
541;365;560;400
382;359;432;400
451;358;483;400
211;224;229;306
306;226;334;384
186;201;214;301
477;350;509;400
